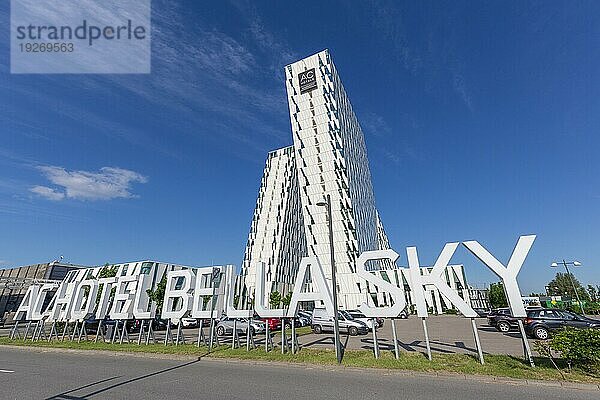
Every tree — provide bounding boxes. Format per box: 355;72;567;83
547;273;590;301
269;291;282;309
146;275;167;313
489;282;508;308
95;264;119;308
282;293;293;308
587;285;599;303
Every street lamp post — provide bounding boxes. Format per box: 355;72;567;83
316;195;342;364
551;260;585;315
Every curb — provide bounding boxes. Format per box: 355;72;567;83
1;344;598;391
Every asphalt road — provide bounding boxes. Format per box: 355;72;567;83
0;347;597;400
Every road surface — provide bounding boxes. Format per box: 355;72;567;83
0;347;596;399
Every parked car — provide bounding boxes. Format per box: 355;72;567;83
151;318;168;331
261;318;282;331
311;308;368;336
215;318;265;336
473;308;492;318
346;310;377;329
487;308;522;332
298;310;313;320
524;308;600;340
181;318;199;328
81;315;116;335
297;314;311;327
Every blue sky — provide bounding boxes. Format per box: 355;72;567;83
1;1;599;295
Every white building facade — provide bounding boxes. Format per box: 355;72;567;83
239;50;470;311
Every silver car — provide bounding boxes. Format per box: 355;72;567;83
215;318;265;336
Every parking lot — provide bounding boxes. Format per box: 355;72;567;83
1;315;539;357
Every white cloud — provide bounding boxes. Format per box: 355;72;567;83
31;166;147;201
29;185;65;201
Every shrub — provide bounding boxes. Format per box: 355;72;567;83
444;308;458;315
548;327;600;373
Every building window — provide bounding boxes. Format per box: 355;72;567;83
141;262;153;275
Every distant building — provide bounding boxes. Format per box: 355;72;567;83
468;286;491;310
0;261;83;322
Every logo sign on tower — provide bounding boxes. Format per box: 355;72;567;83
298;68;317;94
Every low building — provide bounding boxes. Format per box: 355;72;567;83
468;286;491;310
0;261;84;322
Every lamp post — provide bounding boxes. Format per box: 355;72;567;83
551;260;585;315
316;195;342;364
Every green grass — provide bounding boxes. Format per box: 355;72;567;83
1;337;598;385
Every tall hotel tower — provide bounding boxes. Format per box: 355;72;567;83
239;50;392;309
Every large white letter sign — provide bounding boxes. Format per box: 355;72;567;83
161;269;195;321
14;285;39;321
133;265;165;319
254;262;285;318
191;267;223;319
48;282;71;322
30;283;59;320
463;235;535;318
109;275;138;320
406;247;429;318
223;265;252;318
424;243;476;318
355;250;407;318
95;277;118;319
286;256;335;318
70;279;99;321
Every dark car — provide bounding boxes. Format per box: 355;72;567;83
524;308;600;340
487;308;522;332
473;308;492;318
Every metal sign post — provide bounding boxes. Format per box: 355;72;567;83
36;322;47;341
291;320;297;354
30;321;40;341
421;317;432;361
95;321;105;343
232;319;240;349
197;319;207;347
23;321;31;341
70;321;79;341
281;320;287;354
164;320;173;345
208;267;220;352
119;320;130;344
78;321;87;342
145;321;156;345
372;320;380;359
137;321;146;345
246;317;256;351
61;322;69;342
9;320;21;339
264;322;269;352
518;320;535;368
391;318;400;359
470;318;484;365
48;321;58;342
175;321;183;346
